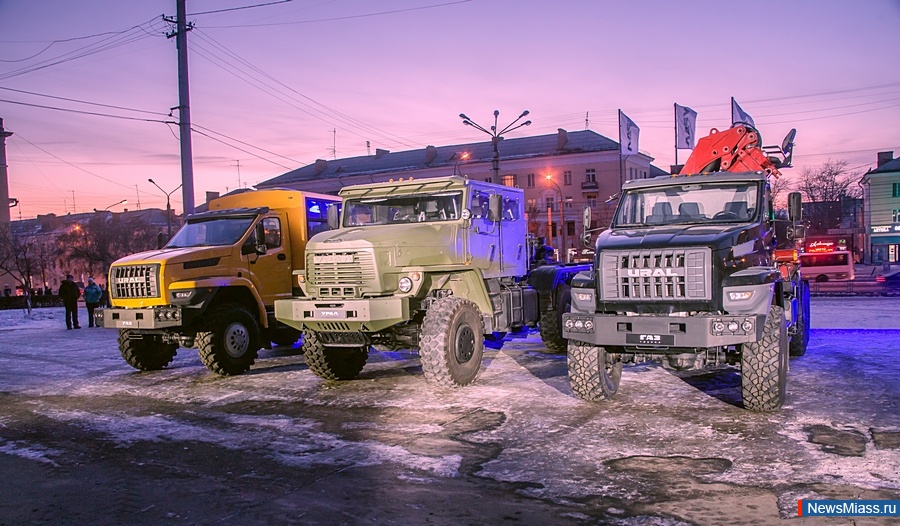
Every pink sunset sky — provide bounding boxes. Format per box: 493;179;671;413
1;0;898;219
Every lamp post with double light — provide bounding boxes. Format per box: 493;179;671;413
148;179;182;239
459;110;531;182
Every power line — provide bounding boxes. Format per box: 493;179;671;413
0;98;172;123
188;0;294;17
202;0;471;28
0;86;169;116
190;29;418;149
12;133;140;191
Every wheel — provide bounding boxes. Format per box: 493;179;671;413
196;303;260;376
270;325;301;347
815;274;828;283
741;305;788;411
789;281;810;357
539;286;571;353
118;330;177;371
419;297;484;387
567;340;622;401
302;330;368;380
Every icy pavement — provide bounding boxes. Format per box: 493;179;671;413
0;297;899;525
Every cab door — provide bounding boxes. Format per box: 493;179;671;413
246;215;292;307
466;188;501;278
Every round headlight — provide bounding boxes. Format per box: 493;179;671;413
398;276;413;293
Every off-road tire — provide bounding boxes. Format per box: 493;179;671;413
118;330;177;371
197;303;260;376
540;286;571;353
302;330;368;380
789;281;810;357
567;340;622;401
741;305;788;411
270;326;301;347
419;297;484;387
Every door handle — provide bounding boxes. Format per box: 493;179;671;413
277;253;286;260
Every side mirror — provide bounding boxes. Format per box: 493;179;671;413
788;192;802;221
327;203;340;229
488;194;502;223
581;206;592;247
789;224;806;241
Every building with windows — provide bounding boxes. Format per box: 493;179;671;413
860;151;900;264
257;129;666;260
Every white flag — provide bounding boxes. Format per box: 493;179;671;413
619;110;640;155
675;104;697;149
731;98;755;128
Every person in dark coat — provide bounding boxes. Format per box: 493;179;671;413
83;277;103;327
58;274;81;329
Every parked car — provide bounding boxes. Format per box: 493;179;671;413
876;269;900;290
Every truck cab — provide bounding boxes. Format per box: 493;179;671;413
564;160;808;411
98;189;340;375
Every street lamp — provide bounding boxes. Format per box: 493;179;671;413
93;199;127;212
453;151;470;175
546;174;566;261
459;110;531;181
148;178;182;239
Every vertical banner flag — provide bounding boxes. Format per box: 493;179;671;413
619;110;640;155
675;104;698;149
731;97;755;128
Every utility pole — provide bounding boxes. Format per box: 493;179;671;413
165;0;195;215
0;118;12;224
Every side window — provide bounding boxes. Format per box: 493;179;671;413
306;197;335;237
262;217;281;249
471;190;491;219
502;196;520;221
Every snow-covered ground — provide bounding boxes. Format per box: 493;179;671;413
0;297;898;524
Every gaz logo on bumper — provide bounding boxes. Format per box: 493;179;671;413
626;334;675;345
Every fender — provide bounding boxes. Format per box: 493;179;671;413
170;276;268;327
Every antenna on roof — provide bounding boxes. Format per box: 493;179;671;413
367;140;371;156
327;128;337;160
585;111;589;130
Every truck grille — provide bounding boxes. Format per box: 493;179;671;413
308;251;376;289
599;248;710;300
110;264;160;299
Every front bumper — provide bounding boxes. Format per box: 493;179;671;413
274;296;410;333
97;306;185;330
563;312;766;349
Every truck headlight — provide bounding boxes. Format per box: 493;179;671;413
728;291;753;301
398;276;413;293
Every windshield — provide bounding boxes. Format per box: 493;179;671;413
344;192;462;227
166;216;255;247
613;182;760;227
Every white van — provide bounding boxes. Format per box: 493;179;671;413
800;250;855;282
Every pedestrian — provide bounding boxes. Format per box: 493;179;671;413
83;277;103;328
58;274;81;329
100;283;112;308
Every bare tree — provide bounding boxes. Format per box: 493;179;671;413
769;174;793;210
795;159;862;202
0;223;38;314
57;214;163;280
793;160;863;235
